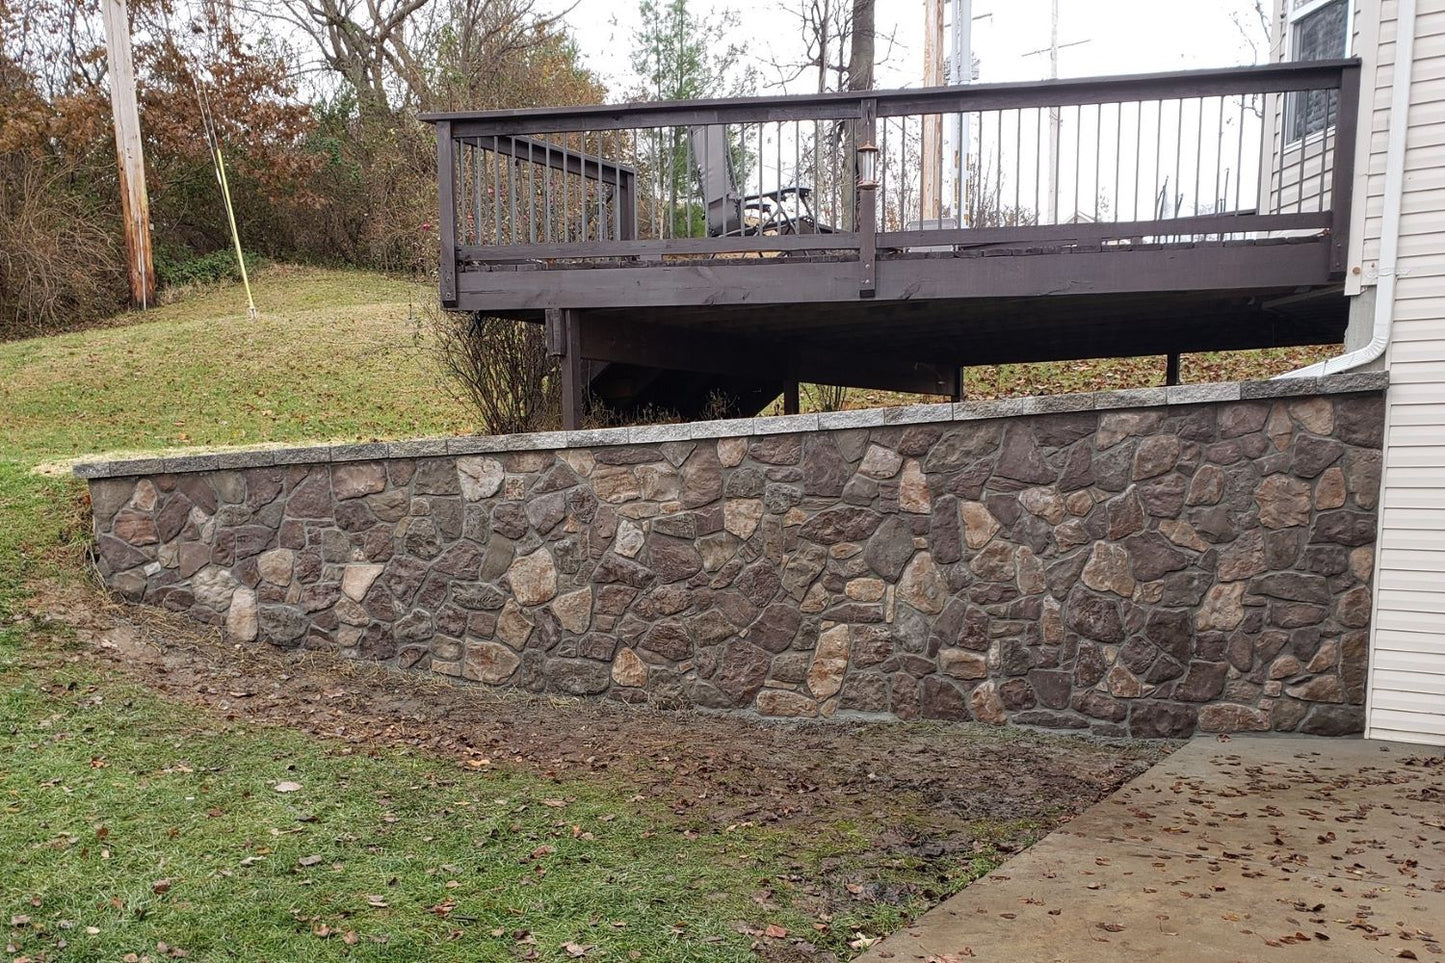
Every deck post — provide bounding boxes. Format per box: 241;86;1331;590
1329;62;1361;278
783;381;801;415
436;121;457;307
1165;352;1181;386
547;308;585;430
951;366;965;402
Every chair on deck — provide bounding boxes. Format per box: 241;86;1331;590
687;125;834;237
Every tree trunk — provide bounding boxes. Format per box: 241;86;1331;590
844;0;874;230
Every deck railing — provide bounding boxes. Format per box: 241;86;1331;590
424;59;1359;306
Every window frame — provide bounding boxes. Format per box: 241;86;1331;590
1283;0;1353;148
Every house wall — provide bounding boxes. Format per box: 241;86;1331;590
77;377;1385;740
1360;1;1445;744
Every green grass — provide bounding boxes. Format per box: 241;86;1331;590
2;267;1028;961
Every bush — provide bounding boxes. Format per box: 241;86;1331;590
431;310;560;435
153;247;268;290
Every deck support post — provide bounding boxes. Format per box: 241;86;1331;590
857;99;878;299
783;381;801;415
547;308;585;430
1165;352;1181;386
951;366;965;402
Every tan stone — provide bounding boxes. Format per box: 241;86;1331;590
1196;582;1245;631
800;582;829;614
1315;466;1346;510
341;563;384;602
551;587;593;634
1256;474;1312;529
1106;664;1143;698
940;648;987;680
1065;490;1094;517
858;444;903;479
1198;703;1271;732
1289;396;1334;435
1186;465;1225;506
614;519;644;558
463;640;521;684
560;449;595;476
783;507;807;527
898;552;947;614
225;587;258;642
611;647;649;687
592;464;641;504
1349;546;1374;583
846;577;886;602
970;681;1007;725
1132;580;1164;604
1055;519;1090;552
1159;518;1210;552
1082;541;1135;598
898;459;931;514
757;688;819;717
637;464;681;501
507;550;558;605
960;501;1000;549
257;548;294;585
1270;654;1302;680
1265;403;1294;451
717;437;748;468
456;457;504;501
496;600;534;649
192;566;238;610
724;498;765;539
1097;411;1159;449
1307;640;1339;673
130;479;158;511
807;624;852;699
1019;486;1067;524
1286;675;1343;703
1337;585;1372;628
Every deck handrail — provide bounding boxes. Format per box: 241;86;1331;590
429;59;1360;307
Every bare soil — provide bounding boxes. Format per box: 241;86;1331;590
26;578;1172;937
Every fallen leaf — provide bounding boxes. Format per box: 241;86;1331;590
274;781;302;793
562;941;592;957
764;924;788;939
152;879;172;895
297;855;324;867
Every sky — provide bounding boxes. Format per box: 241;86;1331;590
543;0;1275;99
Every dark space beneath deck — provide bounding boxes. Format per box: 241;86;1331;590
460;237;1349;415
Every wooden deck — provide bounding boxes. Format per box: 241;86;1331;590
424;60;1360;424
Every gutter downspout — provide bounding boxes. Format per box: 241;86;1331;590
1278;0;1417;379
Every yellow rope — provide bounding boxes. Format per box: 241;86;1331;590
212;144;256;320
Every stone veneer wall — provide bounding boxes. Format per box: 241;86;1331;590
77;373;1387;739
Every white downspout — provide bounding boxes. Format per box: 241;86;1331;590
1279;0;1417;379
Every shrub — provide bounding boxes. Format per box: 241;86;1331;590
431;309;560;434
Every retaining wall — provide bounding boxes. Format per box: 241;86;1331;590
76;373;1387;738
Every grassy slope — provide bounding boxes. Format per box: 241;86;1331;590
0;267;1323;961
0;268;958;962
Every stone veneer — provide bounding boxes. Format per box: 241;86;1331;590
77;373;1386;738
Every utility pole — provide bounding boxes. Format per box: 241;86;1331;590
102;0;156;309
921;0;944;223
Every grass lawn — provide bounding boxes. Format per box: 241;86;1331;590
0;266;1273;961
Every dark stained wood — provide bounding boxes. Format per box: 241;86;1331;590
549;308;584;430
1166;352;1181;386
436;121;457;306
1330;63;1361;277
423;60;1357;134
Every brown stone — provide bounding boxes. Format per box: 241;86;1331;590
1175;660;1229;701
610;647;648;687
897;552;947;615
939;648;987;679
257;548;294;585
1286;674;1343;703
712;641;771;704
1315;466;1346;510
507;550;558;605
551;587;592;634
1017;487;1066;524
1186;465;1225;506
1196;582;1245;631
1098;411;1162;449
1265;404;1294;451
1198;703;1271;732
846;577;886;602
1256;474;1312;529
1106;488;1145;539
724;498;764;539
898;459;931;514
1159;518;1209;552
756;688;818;717
463;640;521;683
1288;396;1334;435
1065;589;1124;643
341;563;383;602
332;462;386;500
969;681;1007;725
716;436;747;468
1105;664;1143;698
1336;585;1372;628
960;501;1000;549
496;600;534;649
1081;541;1135;598
225;587;258;642
1349;546;1374;583
113;509;158;546
1132;435;1180;480
858;444;903;479
807;624;851;699
799;506;882;544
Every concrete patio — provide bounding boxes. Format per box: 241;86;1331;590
859;735;1444;962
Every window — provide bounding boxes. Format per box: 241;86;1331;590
1285;0;1350;143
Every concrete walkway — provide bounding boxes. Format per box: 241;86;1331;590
859;735;1444;962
